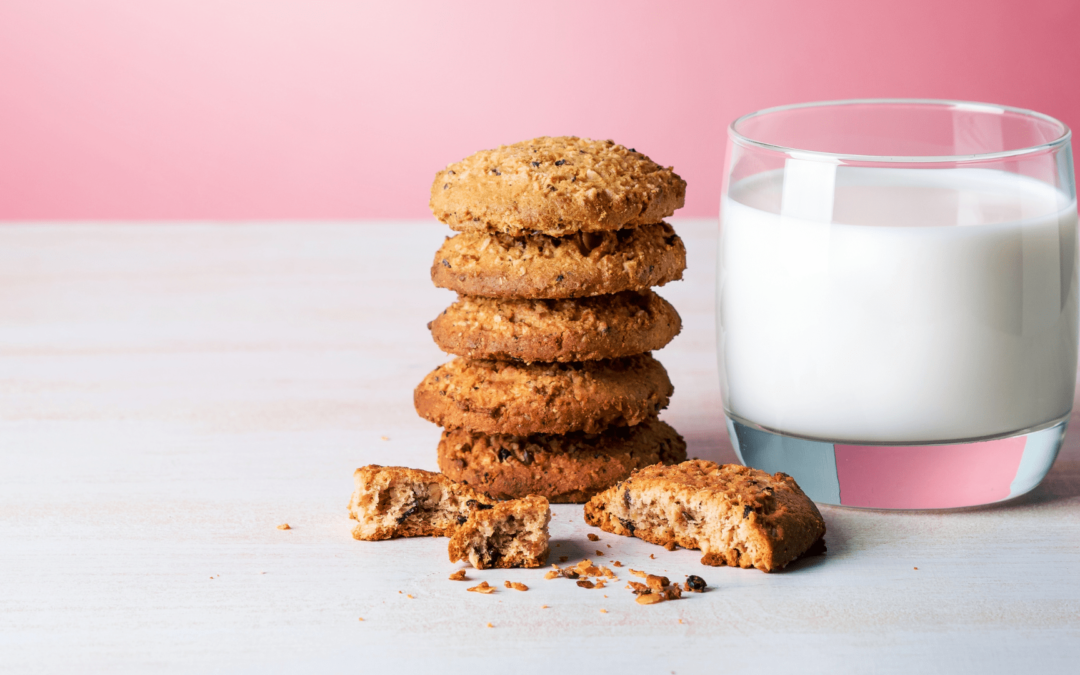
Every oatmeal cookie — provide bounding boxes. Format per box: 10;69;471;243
414;354;673;435
448;495;551;569
583;460;826;572
431;223;686;299
429;290;681;363
430;136;685;237
438;417;688;503
347;465;495;541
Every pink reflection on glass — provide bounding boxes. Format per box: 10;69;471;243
834;436;1027;509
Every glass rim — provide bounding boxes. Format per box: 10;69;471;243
729;98;1072;164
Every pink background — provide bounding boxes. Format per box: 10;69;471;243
1;0;1078;220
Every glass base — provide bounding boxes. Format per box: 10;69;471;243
725;416;1067;509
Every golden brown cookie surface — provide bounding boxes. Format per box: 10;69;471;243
583;460;827;572
429;290;681;363
431;223;686;299
414;354;673;436
430;136;685;237
438;417;687;503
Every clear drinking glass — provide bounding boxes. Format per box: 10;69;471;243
718;99;1077;509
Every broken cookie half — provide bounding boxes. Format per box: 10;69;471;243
584;460;825;572
348;465;495;540
449;495;551;569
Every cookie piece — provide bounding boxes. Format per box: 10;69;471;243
431;223;686;299
583;460;826;572
438;417;688;503
414;354;673;435
448;495;551;569
347;465;495;541
430;136;686;237
429;290;681;363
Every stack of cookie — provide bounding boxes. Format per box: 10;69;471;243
415;136;689;503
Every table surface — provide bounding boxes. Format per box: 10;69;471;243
2;219;1078;674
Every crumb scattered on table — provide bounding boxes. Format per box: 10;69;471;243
587;533;600;542
468;581;496;594
449;570;467;581
380;436;389;441
277;524;291;530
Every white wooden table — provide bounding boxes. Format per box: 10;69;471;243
2;220;1078;674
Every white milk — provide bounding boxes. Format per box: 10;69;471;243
719;167;1079;443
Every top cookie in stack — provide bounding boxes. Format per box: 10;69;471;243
416;136;689;503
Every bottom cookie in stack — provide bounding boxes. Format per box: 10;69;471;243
437;416;687;503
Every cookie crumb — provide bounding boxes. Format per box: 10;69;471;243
468;582;496;594
544;570;560;580
380;436;389;441
613;561;623;567
664;541;676;551
449;570;467;581
576;580;596;589
914;567;918;570
636;593;665;605
587;533;600;542
630;569;647;578
359;617;364;621
650;554;655;559
600;609;608;613
606;544;611;548
541;605;549;609
678;619;683;624
646;574;669;590
277;524;291;530
503;581;528;591
406;594;414;599
486;622;493;628
595;550;604;556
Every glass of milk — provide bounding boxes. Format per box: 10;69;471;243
718;99;1076;509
